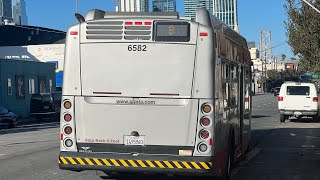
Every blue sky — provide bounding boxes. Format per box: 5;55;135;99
26;0;293;58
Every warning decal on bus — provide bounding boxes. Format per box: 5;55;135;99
59;156;213;170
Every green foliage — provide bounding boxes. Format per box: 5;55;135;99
285;0;320;74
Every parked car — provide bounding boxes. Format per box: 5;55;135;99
0;106;18;128
30;92;61;120
278;82;320;122
273;87;281;96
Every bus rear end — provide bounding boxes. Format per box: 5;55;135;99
59;9;216;177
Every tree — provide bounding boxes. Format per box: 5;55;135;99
284;0;320;74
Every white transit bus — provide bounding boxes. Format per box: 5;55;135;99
59;8;252;179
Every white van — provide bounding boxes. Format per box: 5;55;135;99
278;82;320;122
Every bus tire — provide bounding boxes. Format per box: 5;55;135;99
280;114;285;122
220;133;234;180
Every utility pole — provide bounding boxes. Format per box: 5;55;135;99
259;30;272;93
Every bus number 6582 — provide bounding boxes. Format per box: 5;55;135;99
128;45;147;51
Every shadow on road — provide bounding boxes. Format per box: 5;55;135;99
0;118;59;135
289;118;320;123
252;115;270;119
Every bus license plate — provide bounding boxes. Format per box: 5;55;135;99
124;136;145;146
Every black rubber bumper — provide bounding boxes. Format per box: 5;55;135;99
59;151;214;176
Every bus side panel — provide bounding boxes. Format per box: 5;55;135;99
62;24;82;96
192;25;215;99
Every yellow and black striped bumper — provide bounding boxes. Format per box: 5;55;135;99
59;152;214;175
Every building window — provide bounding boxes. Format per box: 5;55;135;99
49;79;53;92
29;78;35;94
8;78;12;95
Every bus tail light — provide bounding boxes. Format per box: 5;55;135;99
198;143;208;152
313;97;318;102
278;96;284;101
202;103;212;114
200;32;208;37
201;117;211;127
199;129;210;139
64;126;73;135
65;139;73;147
60;96;77;151
70;31;78;35
64;101;72;109
64;114;72;122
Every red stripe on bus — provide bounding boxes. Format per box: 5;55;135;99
150;93;179;96
93;92;122;95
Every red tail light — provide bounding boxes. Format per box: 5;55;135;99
64;114;72;122
199;129;210;139
125;21;133;25
70;31;78;35
313;97;318;102
135;22;142;25
64;126;73;135
278;96;284;101
201;117;211;127
144;22;152;25
200;32;208;36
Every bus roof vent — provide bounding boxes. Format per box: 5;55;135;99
85;20;153;40
85;9;179;21
86;21;123;40
124;24;152;40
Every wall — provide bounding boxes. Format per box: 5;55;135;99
0;59;56;118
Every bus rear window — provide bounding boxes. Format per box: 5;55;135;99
154;22;190;42
287;86;310;95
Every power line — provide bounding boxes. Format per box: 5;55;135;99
259;41;288;53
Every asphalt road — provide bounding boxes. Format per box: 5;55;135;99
0;94;319;180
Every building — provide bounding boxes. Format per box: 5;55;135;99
0;24;66;88
0;24;65;46
213;0;238;31
0;0;12;23
116;0;149;12
184;0;213;18
0;59;56;118
12;0;28;25
153;0;176;12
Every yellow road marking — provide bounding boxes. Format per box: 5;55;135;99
191;162;201;169
200;162;210;169
173;161;183;168
155;161;165;168
101;159;112;166
84;158;94;165
137;160;147;167
60;157;68;164
93;158;103;166
182;162;192;169
119;159;129;167
128;160;138;167
67;157;77;165
163;161;174;168
110;159;120;166
208;162;213;166
58;159;61;164
76;158;85;165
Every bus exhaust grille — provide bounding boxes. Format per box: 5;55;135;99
85;21;152;40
